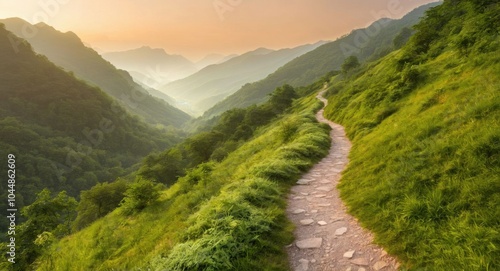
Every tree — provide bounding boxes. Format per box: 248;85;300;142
393;27;413;49
73;180;129;230
341;56;360;75
267;84;298;113
186;131;225;164
16;189;77;270
214;108;246;138
138;148;185;185
120;179;163;214
244;106;274;127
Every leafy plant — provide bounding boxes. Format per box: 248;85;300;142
120;179;163;214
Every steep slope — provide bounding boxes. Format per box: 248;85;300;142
323;1;500;269
203;2;440;119
102;46;198;86
160;43;325;115
33;85;331;271
0;24;180;242
1;18;191;127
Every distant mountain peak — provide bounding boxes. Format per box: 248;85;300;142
138;45;166;53
102;45;198;84
250;47;274;55
2;17;30;26
34;22;52;28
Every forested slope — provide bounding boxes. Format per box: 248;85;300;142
0;24;180;245
1;18;191;127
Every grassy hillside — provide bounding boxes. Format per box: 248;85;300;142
32;87;331;270
1;18;191;128
160;43;323;115
0;24;180;243
202;2;440;119
324;1;499;269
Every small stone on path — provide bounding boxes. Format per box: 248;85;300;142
358;268;366;271
311;210;318;213
297;179;312;185
300;219;315;226
316;186;333;192
297;259;309;271
350;258;370;266
343;250;355;259
296;238;322;249
315;194;327;198
335;227;348;236
293;209;306;214
373;261;388;270
318;203;331;207
318;221;328;226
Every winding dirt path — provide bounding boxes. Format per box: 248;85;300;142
286;91;399;271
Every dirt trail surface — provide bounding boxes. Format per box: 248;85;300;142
286;91;399;271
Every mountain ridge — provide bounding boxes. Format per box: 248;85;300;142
201;2;441;119
160;41;326;115
0;24;181;254
1;17;192;128
102;46;198;86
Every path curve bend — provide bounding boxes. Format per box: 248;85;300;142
286;91;399;271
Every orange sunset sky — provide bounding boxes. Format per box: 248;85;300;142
0;0;438;60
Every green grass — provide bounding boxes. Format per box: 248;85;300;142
34;92;331;271
323;2;500;269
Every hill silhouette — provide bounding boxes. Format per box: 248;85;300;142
1;18;191;127
202;2;440;119
160;43;325;115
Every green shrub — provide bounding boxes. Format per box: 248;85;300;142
120;179;163;214
73;180;129;230
154;178;284;271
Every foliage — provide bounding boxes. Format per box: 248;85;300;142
341;56;360;75
0;25;181;241
35;86;330;271
120;179;163;214
72;180;129;230
1;189;77;271
324;1;500;269
393;27;413;49
138;84;298;185
156;178;283;271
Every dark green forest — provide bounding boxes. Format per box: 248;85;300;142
1;18;192;128
0;24;181;243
